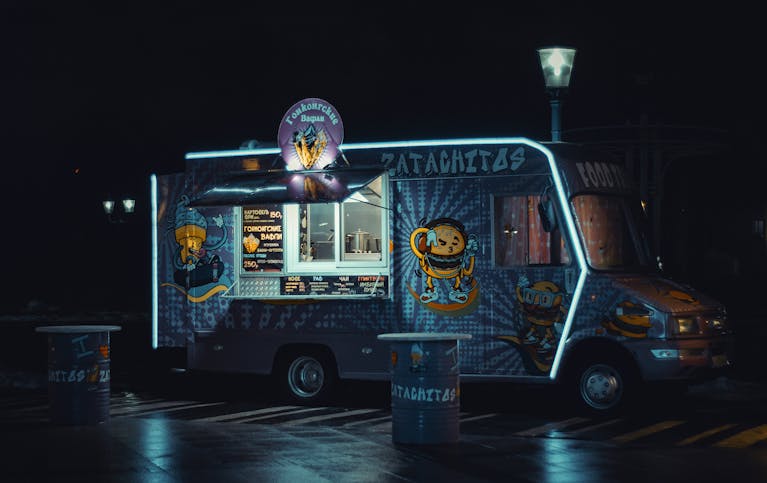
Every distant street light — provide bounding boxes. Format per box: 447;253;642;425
103;196;135;223
537;46;576;142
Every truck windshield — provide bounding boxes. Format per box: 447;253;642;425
571;194;653;271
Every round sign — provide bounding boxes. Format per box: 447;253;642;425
278;98;344;171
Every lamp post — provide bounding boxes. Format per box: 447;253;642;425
103;196;136;223
537;46;576;142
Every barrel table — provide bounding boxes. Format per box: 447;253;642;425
377;332;471;444
35;325;121;425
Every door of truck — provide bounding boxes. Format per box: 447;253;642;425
477;173;576;378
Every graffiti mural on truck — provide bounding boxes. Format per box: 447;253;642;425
407;217;480;315
160;195;231;302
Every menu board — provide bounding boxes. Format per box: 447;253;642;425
242;205;284;272
281;275;388;297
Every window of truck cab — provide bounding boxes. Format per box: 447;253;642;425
492;193;571;267
286;173;389;272
571;194;653;271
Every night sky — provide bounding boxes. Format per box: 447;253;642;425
1;4;762;313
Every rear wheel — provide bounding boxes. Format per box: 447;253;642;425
276;349;337;404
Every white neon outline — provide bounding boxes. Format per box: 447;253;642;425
534;144;589;381
186;137;564;158
184;137;589;380
150;174;158;349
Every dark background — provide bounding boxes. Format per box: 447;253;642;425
1;3;763;316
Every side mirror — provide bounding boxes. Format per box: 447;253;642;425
538;197;557;233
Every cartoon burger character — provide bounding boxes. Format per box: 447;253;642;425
409;217;478;304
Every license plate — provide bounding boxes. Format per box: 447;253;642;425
712;354;728;368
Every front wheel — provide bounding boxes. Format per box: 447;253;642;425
579;363;624;411
276;350;337;404
570;358;639;414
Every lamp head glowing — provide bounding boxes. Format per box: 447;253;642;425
537;47;576;89
122;198;136;214
103;199;115;215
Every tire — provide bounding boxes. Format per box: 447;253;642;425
276;349;337;405
569;357;639;415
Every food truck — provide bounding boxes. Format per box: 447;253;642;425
151;98;733;413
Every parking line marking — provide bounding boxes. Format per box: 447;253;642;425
514;417;590;437
237;406;327;423
109;398;166;409
193;405;299;423
611;420;685;444
121;401;227;417
714;424;767;448
676;424;737;446
110;401;199;416
280;408;380;426
343;414;392;428
460;413;498;423
561;418;623;436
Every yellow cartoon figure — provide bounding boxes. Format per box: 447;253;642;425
177;224;207;268
601;300;652;338
409;217;478;304
171;196;227;289
515;275;566;351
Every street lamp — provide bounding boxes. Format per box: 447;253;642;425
537;46;576;142
103;196;136;223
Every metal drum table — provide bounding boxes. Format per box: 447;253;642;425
35;325;121;425
377;332;471;444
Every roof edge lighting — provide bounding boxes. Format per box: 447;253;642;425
186;137;546;160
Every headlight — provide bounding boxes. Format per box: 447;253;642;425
672;317;701;335
704;316;728;332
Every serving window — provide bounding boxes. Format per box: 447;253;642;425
231;173;389;299
297;175;386;265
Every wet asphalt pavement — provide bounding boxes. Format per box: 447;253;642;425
3;383;767;483
2;312;767;482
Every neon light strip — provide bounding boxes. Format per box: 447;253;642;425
186;137;546;159
150;174;158;349
185;137;589;379
186;147;279;158
532;143;588;380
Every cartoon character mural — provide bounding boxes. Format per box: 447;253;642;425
161;195;230;301
601;300;652;338
497;275;568;373
408;217;479;310
600;285;698;339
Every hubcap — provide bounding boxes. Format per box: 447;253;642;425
288;356;324;398
580;364;622;410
